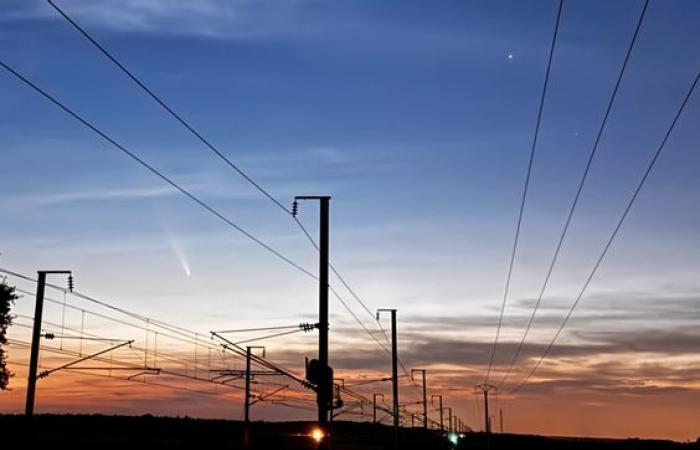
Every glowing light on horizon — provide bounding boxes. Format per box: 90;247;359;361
310;427;325;443
448;432;459;444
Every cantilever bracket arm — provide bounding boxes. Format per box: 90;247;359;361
37;340;134;379
333;401;364;419
127;368;161;380
250;384;289;406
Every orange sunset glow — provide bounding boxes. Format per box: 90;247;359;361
2;1;700;449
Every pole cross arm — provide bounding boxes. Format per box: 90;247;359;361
37;340;134;379
212;331;311;389
61;366;158;372
126;368;162;380
213;370;279;377
332;401;364;418
250;385;289;406
294;195;332;200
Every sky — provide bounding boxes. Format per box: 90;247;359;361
1;0;700;441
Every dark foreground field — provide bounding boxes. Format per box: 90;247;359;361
1;414;697;450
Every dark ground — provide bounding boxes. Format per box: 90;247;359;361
1;414;698;450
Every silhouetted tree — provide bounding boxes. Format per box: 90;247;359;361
1;279;17;390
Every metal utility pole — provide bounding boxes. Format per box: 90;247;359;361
499;408;504;433
447;407;453;433
411;369;428;429
431;395;444;432
294;195;331;442
244;345;265;449
377;308;398;449
26;270;72;416
373;394;384;424
377;309;399;449
475;384;496;434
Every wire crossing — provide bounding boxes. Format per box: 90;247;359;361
46;0;290;216
509;68;700;394
497;0;650;388
3;268;318;402
485;0;564;383
47;0;392;358
0;60;318;282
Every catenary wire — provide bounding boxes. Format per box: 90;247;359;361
497;0;650;388
485;0;564;383
509;68;700;394
47;0;392;355
0;63;316;281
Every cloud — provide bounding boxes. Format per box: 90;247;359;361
511;376;695;397
307;147;349;165
578;328;700;355
0;185;177;207
5;0;312;39
398;290;700;336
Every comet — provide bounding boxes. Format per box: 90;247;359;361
165;228;191;277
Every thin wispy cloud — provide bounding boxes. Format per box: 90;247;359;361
0;185;177;207
5;0;311;39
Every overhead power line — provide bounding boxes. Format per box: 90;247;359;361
6;270;316;387
9;293;312;403
0;60;316;282
497;0;650;388
510;68;700;394
4;269;239;355
7;339;260;398
485;0;564;383
46;0;290;215
214;325;305;334
5;267;311;392
47;0;391;355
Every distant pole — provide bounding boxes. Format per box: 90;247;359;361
499;408;504;433
244;345;264;449
244;346;252;449
447;407;452;433
412;369;428;429
431;395;444;431
373;393;384;424
485;394;490;433
475;384;496;434
26;270;72;416
485;395;489;433
377;308;398;449
294;195;331;447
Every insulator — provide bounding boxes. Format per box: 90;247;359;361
44;333;55;340
291;200;299;217
67;274;74;292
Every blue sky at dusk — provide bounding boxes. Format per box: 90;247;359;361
1;0;699;439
